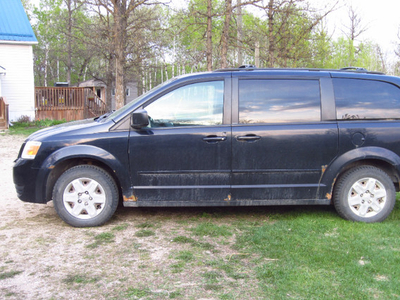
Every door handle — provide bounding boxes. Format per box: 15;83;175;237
236;135;261;141
203;136;227;143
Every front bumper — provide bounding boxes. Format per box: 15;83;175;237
13;158;44;203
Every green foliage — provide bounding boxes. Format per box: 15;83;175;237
309;25;332;68
31;0;95;86
167;0;224;70
8;119;67;136
24;0;392;94
321;36;384;72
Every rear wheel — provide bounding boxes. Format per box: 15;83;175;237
53;165;119;227
333;166;396;223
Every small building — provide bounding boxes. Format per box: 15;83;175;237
78;79;107;104
0;0;37;122
78;79;138;110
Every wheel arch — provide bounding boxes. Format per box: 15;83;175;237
321;147;400;200
36;145;129;203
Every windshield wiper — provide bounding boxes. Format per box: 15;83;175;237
94;110;115;122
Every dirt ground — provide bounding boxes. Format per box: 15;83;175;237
0;133;262;300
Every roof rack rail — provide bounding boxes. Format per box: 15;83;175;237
238;64;256;69
340;67;368;72
213;66;385;75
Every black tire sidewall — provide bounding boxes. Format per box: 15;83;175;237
53;165;119;227
334;166;396;223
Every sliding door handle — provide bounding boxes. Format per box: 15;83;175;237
236;135;261;141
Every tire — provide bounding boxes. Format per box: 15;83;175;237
333;166;396;223
52;165;119;227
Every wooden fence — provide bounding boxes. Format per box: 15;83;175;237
0;97;9;129
35;87;106;121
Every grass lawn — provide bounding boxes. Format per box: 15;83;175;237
5;119;67;136
233;202;400;299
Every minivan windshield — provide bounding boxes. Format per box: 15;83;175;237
105;78;177;122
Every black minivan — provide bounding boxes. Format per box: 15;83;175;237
13;67;400;226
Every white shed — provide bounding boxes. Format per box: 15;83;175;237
0;0;37;122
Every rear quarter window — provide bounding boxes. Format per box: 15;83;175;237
333;78;400;120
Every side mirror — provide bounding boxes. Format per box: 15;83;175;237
131;109;149;129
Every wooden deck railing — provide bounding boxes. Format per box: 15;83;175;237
0;97;9;129
85;88;107;118
35;87;106;121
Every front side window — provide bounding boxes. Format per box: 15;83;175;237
334;78;400;120
239;79;321;124
145;81;224;127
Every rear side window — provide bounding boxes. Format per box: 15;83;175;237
334;78;400;120
239;79;321;124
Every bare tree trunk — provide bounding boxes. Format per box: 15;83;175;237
206;0;213;71
66;0;72;84
113;0;127;109
344;6;368;67
376;45;387;73
267;0;275;67
255;41;260;67
105;54;114;111
44;46;48;87
237;0;243;66
221;0;232;69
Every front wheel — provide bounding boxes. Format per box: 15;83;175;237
53;165;119;227
333;166;396;223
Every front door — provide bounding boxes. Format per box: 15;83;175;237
129;79;232;204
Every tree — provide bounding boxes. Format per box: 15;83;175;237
31;0;92;87
88;0;162;109
341;6;368;66
81;6;116;110
64;0;87;84
242;0;335;68
168;0;223;71
220;0;261;68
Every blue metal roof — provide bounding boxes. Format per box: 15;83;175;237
0;0;37;43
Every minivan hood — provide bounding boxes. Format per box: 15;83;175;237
26;118;109;142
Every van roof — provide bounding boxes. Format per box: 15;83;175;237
214;66;385;75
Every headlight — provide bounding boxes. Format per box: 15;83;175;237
21;141;42;160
